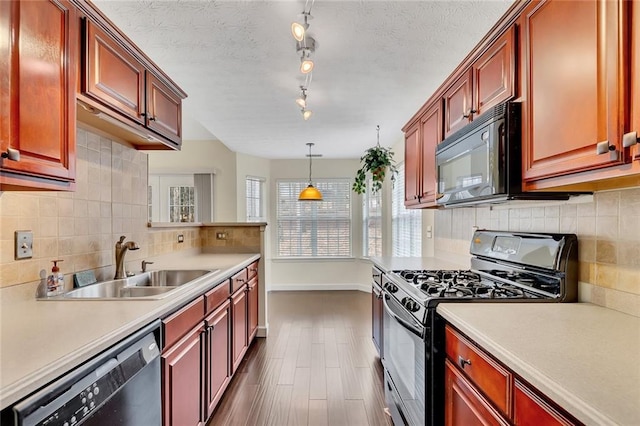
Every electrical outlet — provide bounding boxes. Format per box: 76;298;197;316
216;232;227;240
15;230;33;259
177;234;184;243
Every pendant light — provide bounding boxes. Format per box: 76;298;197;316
298;143;323;201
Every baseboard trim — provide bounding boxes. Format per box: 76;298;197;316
256;325;268;338
269;283;371;293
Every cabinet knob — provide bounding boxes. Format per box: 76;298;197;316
458;356;472;369
622;131;638;148
1;148;20;161
148;116;156;121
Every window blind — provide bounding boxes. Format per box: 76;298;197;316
392;163;422;257
246;176;265;222
277;179;351;257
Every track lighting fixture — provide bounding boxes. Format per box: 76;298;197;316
296;36;316;75
291;12;311;42
296;87;308;108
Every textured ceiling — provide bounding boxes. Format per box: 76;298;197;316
92;0;514;159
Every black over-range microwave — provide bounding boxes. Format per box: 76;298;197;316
435;101;585;207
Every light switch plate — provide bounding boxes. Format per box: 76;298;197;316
15;230;33;259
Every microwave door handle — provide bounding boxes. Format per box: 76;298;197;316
382;296;424;338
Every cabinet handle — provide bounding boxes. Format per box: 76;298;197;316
622;131;639;148
596;140;616;155
458;356;472;369
237;278;245;282
148;116;156;121
1;148;20;161
462;109;476;119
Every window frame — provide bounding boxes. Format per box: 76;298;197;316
246;175;266;222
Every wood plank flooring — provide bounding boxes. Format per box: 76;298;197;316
207;291;391;426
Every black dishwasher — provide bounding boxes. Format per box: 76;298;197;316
7;320;161;426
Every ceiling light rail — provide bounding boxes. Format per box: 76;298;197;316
291;0;317;120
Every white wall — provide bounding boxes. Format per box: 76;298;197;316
148;140;237;221
268;158;372;291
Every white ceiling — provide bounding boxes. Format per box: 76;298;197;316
92;0;514;159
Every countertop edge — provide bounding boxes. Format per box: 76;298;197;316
0;253;260;410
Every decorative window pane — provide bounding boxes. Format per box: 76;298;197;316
168;186;195;222
277;179;351;257
392;163;422;257
246;176;265;222
362;179;382;257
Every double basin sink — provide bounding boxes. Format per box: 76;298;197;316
57;269;218;300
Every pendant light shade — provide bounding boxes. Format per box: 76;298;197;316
299;143;323;201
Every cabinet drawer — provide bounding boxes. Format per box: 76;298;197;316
247;261;259;280
445;325;512;416
514;380;576;426
205;282;230;315
163;296;205;349
230;268;248;293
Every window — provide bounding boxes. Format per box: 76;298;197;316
277;179;351;257
392;163;422;256
169;186;195;222
362;179;382;257
246;176;265;222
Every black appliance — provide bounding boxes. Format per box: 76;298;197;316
435;102;585;206
6;321;161;426
382;230;578;426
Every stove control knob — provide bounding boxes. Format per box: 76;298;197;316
384;283;398;293
402;297;419;312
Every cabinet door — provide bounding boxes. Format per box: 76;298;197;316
247;277;259;343
445;360;510;426
404;122;421;207
520;0;626;183
443;69;473;138
162;323;205;426
419;103;442;205
204;300;231;419
147;72;182;146
0;0;77;190
473;26;515;116
514;380;575;426
84;19;145;123
231;286;248;373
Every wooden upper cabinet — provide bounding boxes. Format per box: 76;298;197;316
631;0;640;162
83;19;145;123
520;0;628;184
443;69;473;138
473;26;515;117
419;104;442;205
147;73;182;144
404;122;421;207
0;0;77;191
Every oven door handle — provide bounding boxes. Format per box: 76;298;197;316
382;295;424;338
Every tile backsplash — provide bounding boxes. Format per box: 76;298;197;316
434;189;640;317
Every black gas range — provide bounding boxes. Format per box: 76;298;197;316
381;230;578;426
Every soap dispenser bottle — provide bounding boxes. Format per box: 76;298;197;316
47;260;64;296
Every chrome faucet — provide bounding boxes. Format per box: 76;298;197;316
114;236;140;279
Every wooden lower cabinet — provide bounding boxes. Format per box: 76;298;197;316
444;325;580;426
162;323;205;426
514;380;575;426
445;360;509;426
231;285;248;373
204;300;231;419
247;276;259;343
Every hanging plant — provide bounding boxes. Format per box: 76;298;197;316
353;125;398;194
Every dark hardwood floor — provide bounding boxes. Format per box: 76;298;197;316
207;290;391;426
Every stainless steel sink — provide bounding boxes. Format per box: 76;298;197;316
46;269;218;300
127;269;216;287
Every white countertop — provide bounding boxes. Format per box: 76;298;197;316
0;252;259;410
437;303;640;426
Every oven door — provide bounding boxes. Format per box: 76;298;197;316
382;294;426;426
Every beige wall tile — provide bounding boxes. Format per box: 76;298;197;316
596;191;620;216
595;240;617;264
